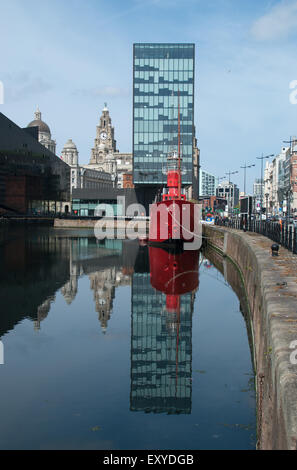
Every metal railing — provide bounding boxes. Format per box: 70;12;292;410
215;218;297;255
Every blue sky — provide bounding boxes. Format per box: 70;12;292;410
1;0;297;192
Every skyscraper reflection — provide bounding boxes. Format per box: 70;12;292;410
130;246;199;414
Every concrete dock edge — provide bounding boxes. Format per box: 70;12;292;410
203;225;297;450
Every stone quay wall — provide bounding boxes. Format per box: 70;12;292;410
54;218;149;230
203;225;297;450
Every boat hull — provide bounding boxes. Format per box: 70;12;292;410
149;200;196;243
149;246;199;296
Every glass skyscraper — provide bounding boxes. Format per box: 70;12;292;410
133;43;195;197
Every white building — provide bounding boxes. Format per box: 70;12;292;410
283;141;297;216
264;147;289;215
115;153;133;189
27;107;56;154
253;179;263;199
199;169;216;197
61;138;112;195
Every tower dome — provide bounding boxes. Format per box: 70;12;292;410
27;107;51;135
27;107;56;154
61;138;79;166
63;139;77;150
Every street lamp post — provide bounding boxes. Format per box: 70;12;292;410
265;192;269;218
256;154;274;220
216;176;225;185
286;189;291;223
240;163;255;196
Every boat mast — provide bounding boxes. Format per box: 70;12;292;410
177;91;181;200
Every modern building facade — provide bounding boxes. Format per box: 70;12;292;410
291;145;297;215
71;187;138;217
133;43;196;206
199;169;216;197
263;146;290;216
253;178;264;199
283;141;297;216
0;112;69;214
255;141;297;217
216;181;239;214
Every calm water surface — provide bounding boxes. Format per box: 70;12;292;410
0;227;256;449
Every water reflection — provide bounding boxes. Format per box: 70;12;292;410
0;228;256;449
131;246;199;415
60;238;134;332
0;229;137;334
1;232;200;415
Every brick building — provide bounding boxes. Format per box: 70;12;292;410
123;172;134;189
0;112;70;214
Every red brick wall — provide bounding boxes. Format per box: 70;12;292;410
123;173;134;189
4;175;43;213
5;176;27;212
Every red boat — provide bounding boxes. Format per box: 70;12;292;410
149;246;199;307
149;97;197;245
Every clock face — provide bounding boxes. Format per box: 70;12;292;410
100;131;107;141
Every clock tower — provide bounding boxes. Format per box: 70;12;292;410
89;103;117;165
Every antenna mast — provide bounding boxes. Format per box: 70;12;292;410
178;91;181;199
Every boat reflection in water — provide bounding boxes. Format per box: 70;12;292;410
130;246;199;415
149;246;199;320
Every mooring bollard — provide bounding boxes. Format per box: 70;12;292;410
271;243;279;256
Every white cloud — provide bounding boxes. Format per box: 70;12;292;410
73;86;130;98
3;73;52;103
133;0;192;6
251;0;297;40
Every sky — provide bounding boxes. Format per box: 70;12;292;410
1;0;297;193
